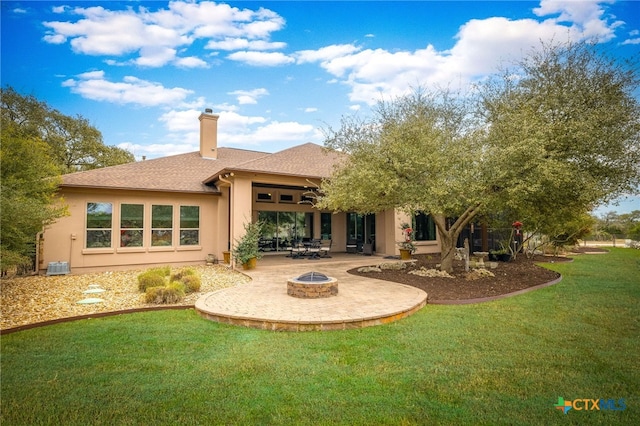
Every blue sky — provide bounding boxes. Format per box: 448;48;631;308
2;0;639;214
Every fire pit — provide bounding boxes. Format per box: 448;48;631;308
287;272;338;298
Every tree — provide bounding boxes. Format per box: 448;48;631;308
0;120;67;273
317;88;491;272
1;87;134;273
1;86;134;172
482;41;640;235
317;41;640;272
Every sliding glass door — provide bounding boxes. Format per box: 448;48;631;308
346;213;375;251
257;211;314;252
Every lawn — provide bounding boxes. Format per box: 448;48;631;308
1;248;638;425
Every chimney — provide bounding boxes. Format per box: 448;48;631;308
199;108;219;159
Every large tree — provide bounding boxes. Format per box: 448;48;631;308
317;41;640;272
1;86;135;172
317;89;490;272
482;41;640;235
0;120;67;273
1;87;135;272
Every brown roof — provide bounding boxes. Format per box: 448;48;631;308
61;148;268;193
216;143;346;180
60;143;345;194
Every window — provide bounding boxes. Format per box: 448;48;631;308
86;202;112;248
414;212;437;241
256;192;273;202
279;193;295;203
120;204;144;247
180;206;200;246
151;205;173;246
321;212;332;239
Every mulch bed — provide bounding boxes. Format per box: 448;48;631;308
348;253;570;302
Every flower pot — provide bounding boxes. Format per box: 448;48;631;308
497;253;512;262
242;257;257;270
222;251;231;264
399;249;412;260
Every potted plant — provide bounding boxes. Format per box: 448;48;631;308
397;223;416;260
489;243;512;262
232;220;264;269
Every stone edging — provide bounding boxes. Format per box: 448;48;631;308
429;275;563;305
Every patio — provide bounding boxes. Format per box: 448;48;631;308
195;253;427;331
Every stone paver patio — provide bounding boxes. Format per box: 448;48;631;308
195;254;427;331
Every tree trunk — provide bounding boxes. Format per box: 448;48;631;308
432;205;482;273
439;231;456;272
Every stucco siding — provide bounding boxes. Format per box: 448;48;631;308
40;188;222;274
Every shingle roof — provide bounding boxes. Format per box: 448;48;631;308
218;143;346;180
60;143;345;194
61;148;268;193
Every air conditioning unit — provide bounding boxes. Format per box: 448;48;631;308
47;261;70;276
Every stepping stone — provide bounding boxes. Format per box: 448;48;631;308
77;298;104;304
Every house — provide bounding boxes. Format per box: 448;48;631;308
38;110;441;273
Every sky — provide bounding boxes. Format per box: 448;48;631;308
2;0;639;214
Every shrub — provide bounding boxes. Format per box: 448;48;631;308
179;274;201;293
147;266;171;277
145;282;185;304
170;267;196;282
137;271;167;292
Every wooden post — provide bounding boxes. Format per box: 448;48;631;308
463;238;470;272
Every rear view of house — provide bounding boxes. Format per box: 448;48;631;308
39;111;441;273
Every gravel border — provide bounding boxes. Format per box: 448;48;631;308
1;265;249;332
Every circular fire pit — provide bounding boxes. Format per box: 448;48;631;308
287;272;338;298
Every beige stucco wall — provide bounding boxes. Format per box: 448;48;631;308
377;210;441;256
41;174;442;274
40;188;221;274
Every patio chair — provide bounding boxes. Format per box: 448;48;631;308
306;239;322;259
289;243;307;259
346;239;358;254
319;239;332;258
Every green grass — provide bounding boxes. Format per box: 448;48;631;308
2;248;639;425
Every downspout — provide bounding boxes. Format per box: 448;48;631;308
69;233;76;272
35;231;43;275
218;174;234;269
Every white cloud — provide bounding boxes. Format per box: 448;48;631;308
154;106;318;151
533;0;620;41
298;0;624;105
220;121;320;147
228;88;269;104
158;109;202;132
296;44;361;64
65;72;193;107
173;56;209;68
227;51;294;66
304;107;318;113
42;1;287;68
